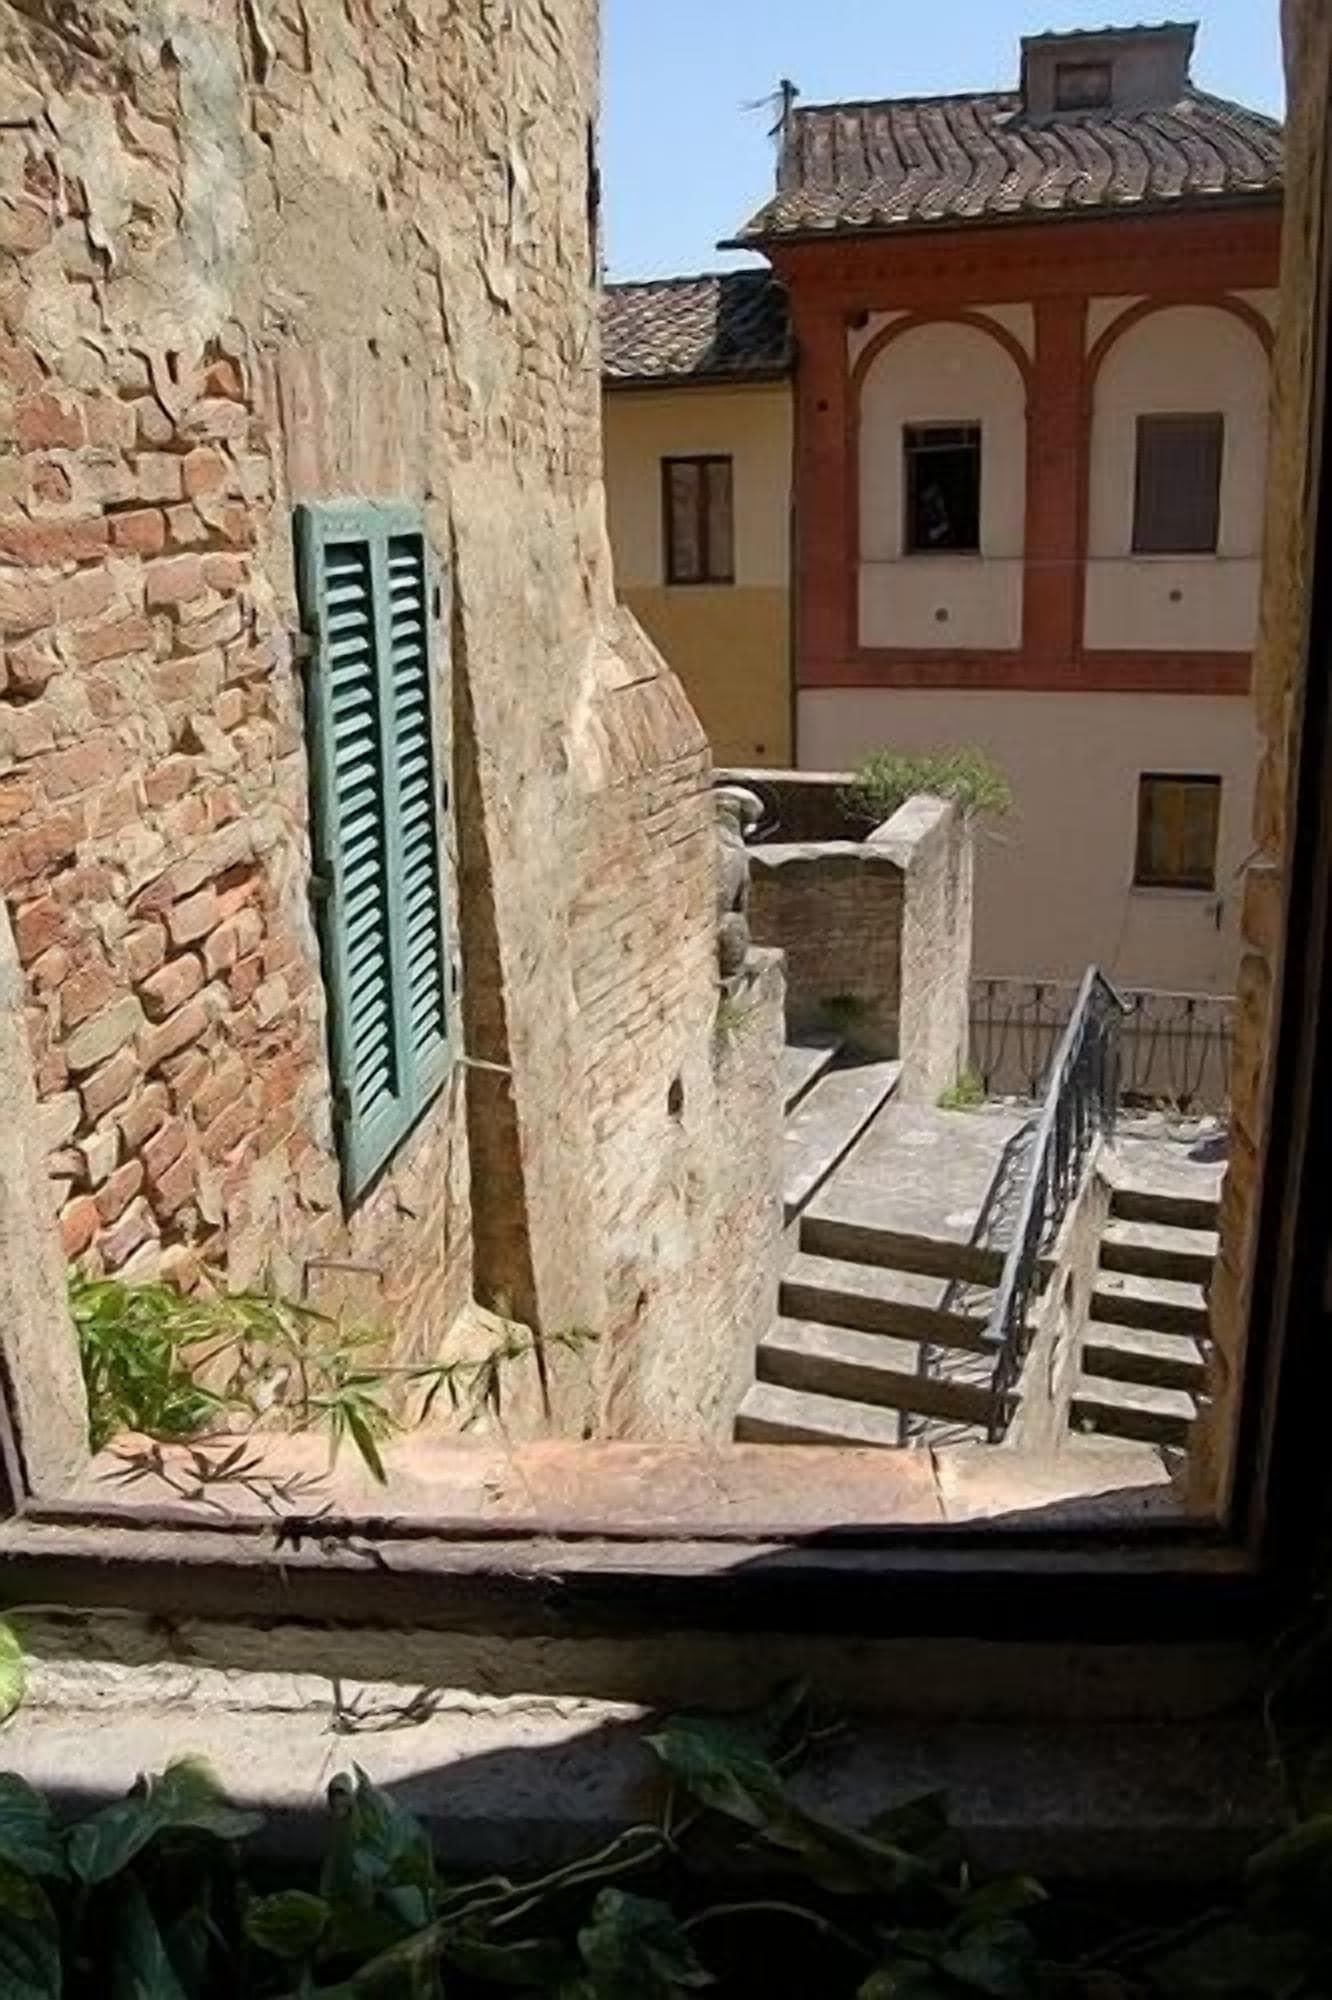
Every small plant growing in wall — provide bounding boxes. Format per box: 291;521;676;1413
938;1068;987;1112
842;746;1013;827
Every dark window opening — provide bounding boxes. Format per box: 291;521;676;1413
663;456;734;585
1054;60;1113;110
1135;774;1222;892
903;424;981;555
1133;412;1224;554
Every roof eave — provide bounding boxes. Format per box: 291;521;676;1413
602;365;793;392
720;184;1283;254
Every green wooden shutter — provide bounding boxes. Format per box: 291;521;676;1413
296;502;454;1200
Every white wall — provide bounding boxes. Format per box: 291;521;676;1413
1085;301;1274;651
799;687;1258;993
857;320;1027;650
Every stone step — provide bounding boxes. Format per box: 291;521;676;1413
781;1252;993;1349
784;1060;903;1222
1081;1320;1208;1395
782;1035;842;1115
758;1318;999;1428
735;1379;906;1449
1091;1268;1210;1338
1108;1182;1220;1233
798;1213;1005;1286
1100;1218;1219;1286
1071;1375;1196;1448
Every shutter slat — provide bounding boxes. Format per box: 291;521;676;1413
386;532;449;1065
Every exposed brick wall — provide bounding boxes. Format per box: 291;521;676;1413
0;1;781;1442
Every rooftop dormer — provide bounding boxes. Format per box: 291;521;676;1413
1019;20;1197;119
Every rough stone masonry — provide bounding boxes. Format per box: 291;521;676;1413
0;0;783;1455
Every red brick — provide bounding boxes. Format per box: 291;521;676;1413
96;1158;145;1224
52;861;117;911
160;794;209;847
0;512;108;567
139;995;209;1070
162;1049;210;1109
143;756;194;809
182;446;228;498
56;609;154;670
75;1123;120;1188
29;458;72;506
80;1046;139;1123
42;736;131;800
142;1115;188;1181
85;395;136;450
201;1095;252;1160
5;633;61;695
0;339;45;394
148;1149;195;1218
122;922;167;982
0;571;54;633
61;959;120;1030
0;776;39;828
118;1082;170;1149
109;507;167;556
192;1055;246;1125
255;1103;296;1156
144;553;205;608
166;887;220;947
16;391;84;449
202;357;244;399
196;497;251;546
203;919;241;978
99;1196;156;1270
66;994;143;1073
151;646;224;708
139;953;204;1020
229;951;263;1004
177;598;242;653
36;1045;68;1095
205;784;243;827
20;809;81;877
132;398;174;448
182;396;247;442
54;568;117;623
91;779;141;837
13;897;67;962
60;1194;100;1258
137;453;183;503
0;835;28;894
29;945;69;992
165;504;207;548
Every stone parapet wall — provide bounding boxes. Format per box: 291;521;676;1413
723;768;972;1098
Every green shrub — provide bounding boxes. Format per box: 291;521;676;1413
842;747;1013;827
938;1069;986;1112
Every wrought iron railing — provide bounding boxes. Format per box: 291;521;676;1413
983;967;1129;1438
970;978;1232;1114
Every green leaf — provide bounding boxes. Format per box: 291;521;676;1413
245;1890;331;1960
578;1889;715;1997
68;1760;262;1885
858;1966;955;2000
0;1624;26;1726
1146;1918;1314;1998
345;1406;388;1485
937;1919;1039;1997
0;1774;66;1881
0;1895;61;2000
441;1931;570;1986
111;1878;191;2000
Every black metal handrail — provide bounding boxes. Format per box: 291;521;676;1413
984;966;1129;1438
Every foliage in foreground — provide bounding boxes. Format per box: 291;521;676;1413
0;1684;1330;1997
69;1274;597;1483
937;1070;987;1113
842;748;1014;828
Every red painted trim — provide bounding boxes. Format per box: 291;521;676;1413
803;651;1252;696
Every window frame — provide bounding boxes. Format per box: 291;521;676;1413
1132;412;1225;556
1054;59;1113;111
661;454;735;587
902;422;983;558
1133;773;1223;893
295;499;457;1202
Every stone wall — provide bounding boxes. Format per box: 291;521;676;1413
1189;0;1330;1512
726;769;973;1098
0;1;779;1447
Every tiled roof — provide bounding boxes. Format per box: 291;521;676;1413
602;271;792;386
733;86;1282;243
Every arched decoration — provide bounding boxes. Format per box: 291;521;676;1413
850;308;1034;400
849;312;1030;654
1086;292;1273;390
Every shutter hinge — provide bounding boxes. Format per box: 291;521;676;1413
293;631;316;667
332;1087;354;1123
310;872;334;902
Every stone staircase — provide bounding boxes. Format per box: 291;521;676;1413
1070;1177;1218;1449
738;1057;1023;1447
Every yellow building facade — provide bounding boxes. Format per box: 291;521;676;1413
602;274;793;766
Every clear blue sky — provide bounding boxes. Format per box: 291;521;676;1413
602;2;1285;280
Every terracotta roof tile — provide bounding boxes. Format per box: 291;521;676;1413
734;86;1281;243
602;271;792;385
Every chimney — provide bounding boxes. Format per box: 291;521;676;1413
1019;21;1197;119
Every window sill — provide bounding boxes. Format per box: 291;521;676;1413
1129;883;1219;900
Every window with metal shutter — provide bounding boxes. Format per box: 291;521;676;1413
296;502;454;1200
1133;413;1224;554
